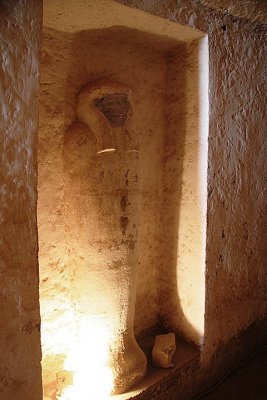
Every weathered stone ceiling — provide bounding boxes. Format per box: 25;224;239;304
199;0;267;24
115;0;267;25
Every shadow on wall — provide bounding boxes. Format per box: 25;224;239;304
158;45;193;340
159;41;207;346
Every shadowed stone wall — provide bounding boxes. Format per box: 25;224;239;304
0;1;43;399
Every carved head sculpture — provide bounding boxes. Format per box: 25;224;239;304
76;81;138;153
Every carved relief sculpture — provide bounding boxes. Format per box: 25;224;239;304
64;81;147;395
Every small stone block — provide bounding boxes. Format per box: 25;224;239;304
152;333;176;368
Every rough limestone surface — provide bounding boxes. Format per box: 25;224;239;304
0;1;42;400
116;0;267;361
39;2;208;394
0;1;266;400
0;0;261;399
38;24;168;394
39;0;266;397
199;0;267;24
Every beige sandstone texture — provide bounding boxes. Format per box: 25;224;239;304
39;0;266;397
199;0;267;24
116;0;267;357
1;0;265;399
38;26;168;395
0;1;42;400
39;1;208;395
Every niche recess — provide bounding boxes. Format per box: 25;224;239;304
38;1;209;399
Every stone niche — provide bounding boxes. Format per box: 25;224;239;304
38;0;209;399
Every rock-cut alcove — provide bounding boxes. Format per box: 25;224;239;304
38;1;209;399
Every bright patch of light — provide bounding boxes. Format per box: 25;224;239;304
97;148;116;154
59;316;114;400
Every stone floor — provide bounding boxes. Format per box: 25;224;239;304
195;346;267;400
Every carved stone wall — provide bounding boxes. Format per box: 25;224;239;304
38;24;173;394
0;0;266;399
38;3;210;393
0;1;42;400
115;0;267;360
